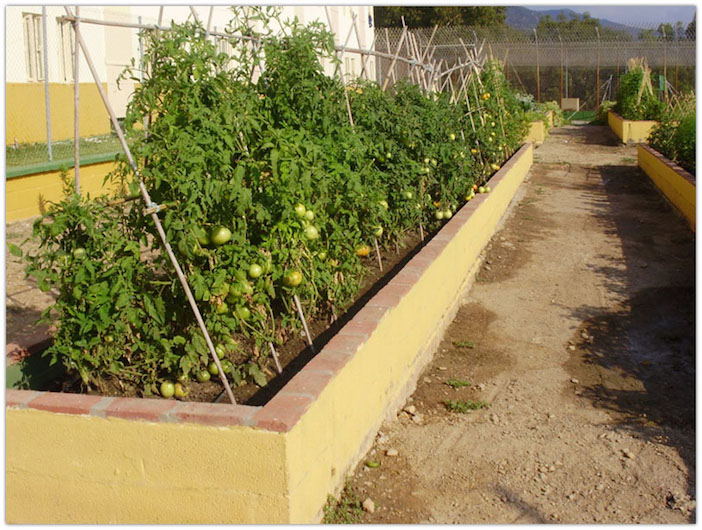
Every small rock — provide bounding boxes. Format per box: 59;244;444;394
567;493;576;500
571;378;579;384
484;265;491;271
404;405;417;415
486;259;493;265
568;345;576;351
362;498;376;513
423;377;432;384
622;449;636;460
548;465;556;472
377;435;390;445
438;366;448;371
547;412;554;420
490;413;499;424
595;483;604;491
539;472;547;481
412;414;424;425
386;448;399;457
581;331;589;339
477;383;486;391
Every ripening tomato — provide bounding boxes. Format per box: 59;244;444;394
294;203;306;217
160;381;175;399
210;226;232;246
356;244;371;257
283;270;303;287
248;263;263;278
304;225;320;240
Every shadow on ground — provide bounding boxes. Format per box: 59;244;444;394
563;149;695;521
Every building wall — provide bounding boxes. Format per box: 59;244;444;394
5;6;375;146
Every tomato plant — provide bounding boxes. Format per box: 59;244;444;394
19;8;534;395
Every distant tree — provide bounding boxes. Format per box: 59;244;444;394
638;28;657;41
674;21;685;40
657;22;674;40
536;12;631;41
374;6;506;28
686;16;695;39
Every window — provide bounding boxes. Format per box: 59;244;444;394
22;13;44;81
57;19;74;82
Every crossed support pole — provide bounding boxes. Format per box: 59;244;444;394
64;6;237;405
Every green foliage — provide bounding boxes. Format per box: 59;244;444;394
445;378;471;389
537;12;632;40
444;399;488;412
596;100;616;124
453;339;474;348
323;483;365;524
649;94;696;175
375;6;506;28
22;10;532;394
613;64;665;121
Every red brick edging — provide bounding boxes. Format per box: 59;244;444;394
6;143;532;432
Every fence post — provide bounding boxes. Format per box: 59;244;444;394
73;5;80;193
559;35;564;104
663;26;668;100
533;28;540;102
42;7;53;161
595;27;600;113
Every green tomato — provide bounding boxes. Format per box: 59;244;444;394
160;381;175;399
283;270;303;287
210;226;231;246
248;263;263;279
317;250;327;261
304;210;315;221
304;225;320;240
196;370;211;383
294;203;306;217
404;191;413;200
379;200;389;210
431;158;438;167
372;226;383;238
174;382;188;398
240;280;254;296
215;301;229;315
423;157;430;164
449;133;456;141
72;247;86;260
443;209;453;219
435;210;445;220
478;186;486;194
235;306;251;321
215;344;226;359
208;362;219;376
221;360;233;375
485;186;491;193
386;151;393;159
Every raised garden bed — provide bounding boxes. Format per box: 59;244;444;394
6;141;534;524
608;110;658;145
637;144;696;230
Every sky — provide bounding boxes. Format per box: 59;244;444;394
528;5;696;26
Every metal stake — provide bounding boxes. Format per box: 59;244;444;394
41;7;52;162
73;6;80;193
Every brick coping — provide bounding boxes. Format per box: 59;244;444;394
6;143;533;432
638;143;696;186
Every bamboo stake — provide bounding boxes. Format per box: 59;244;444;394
293;294;315;353
373;237;383;272
63;6;237;405
382;26;407;91
157;6;164;26
384;28;396;86
324;7;354;127
351;13;369;80
268;342;283;374
419;223;424;241
73;6;80;194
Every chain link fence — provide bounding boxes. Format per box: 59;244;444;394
376;24;696;111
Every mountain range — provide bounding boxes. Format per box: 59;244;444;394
505;6;640;35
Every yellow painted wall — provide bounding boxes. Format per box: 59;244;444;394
6;409;288;524
286;144;534;523
608;111;657;144
6;161;121;222
6;83;111;145
637;145;695;231
525;120;545;144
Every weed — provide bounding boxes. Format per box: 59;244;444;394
323;482;365;524
444;399;488;413
453;340;474;349
445;378;471;389
535;187;545;195
620;157;636;163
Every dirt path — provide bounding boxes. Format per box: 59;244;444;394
339;126;695;524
